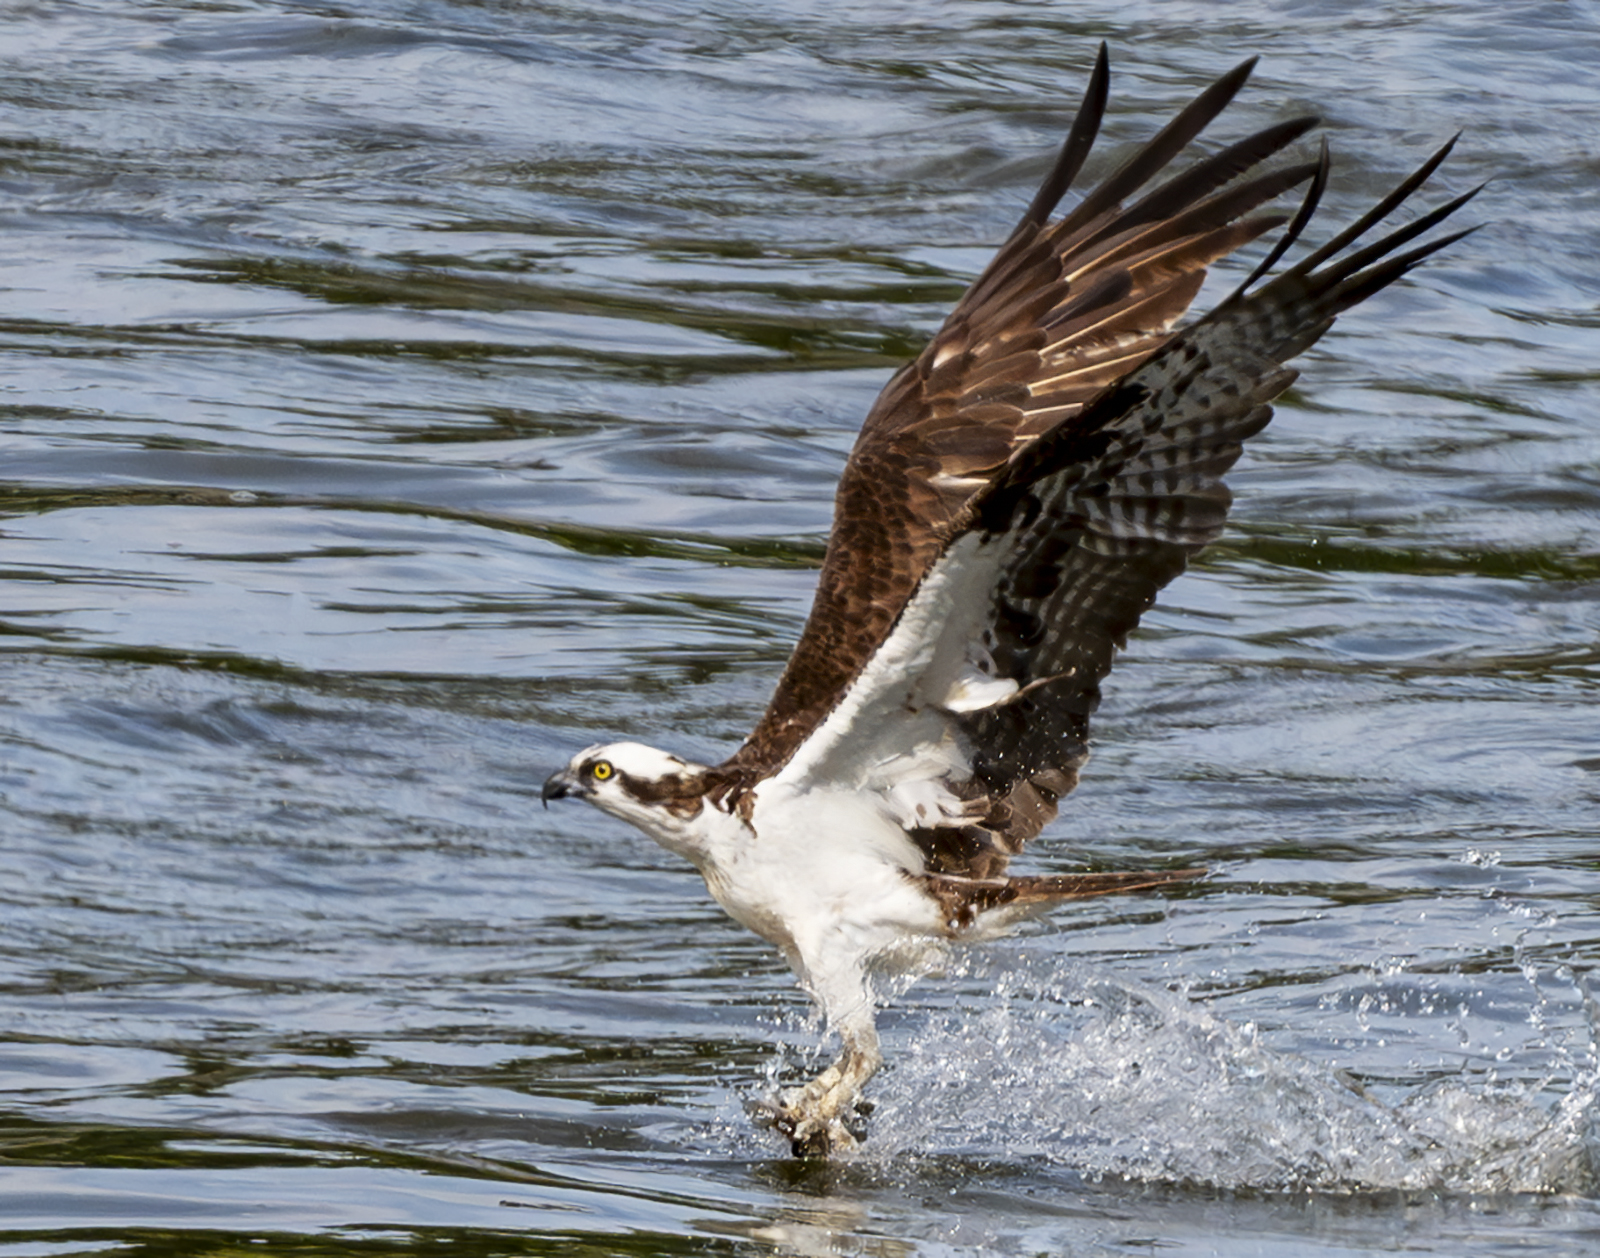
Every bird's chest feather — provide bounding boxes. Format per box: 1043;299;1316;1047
698;784;941;965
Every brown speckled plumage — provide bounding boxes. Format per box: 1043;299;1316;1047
719;46;1474;877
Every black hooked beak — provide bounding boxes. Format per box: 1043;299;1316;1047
541;769;576;808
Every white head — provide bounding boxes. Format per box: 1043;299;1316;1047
541;741;715;857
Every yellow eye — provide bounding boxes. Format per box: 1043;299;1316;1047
590;761;614;781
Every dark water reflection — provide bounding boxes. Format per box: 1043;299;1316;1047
3;1;1599;1254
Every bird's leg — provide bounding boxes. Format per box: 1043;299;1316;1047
771;1019;882;1158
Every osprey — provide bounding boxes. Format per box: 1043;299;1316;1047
542;48;1474;1157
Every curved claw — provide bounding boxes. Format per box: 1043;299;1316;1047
777;1108;859;1159
765;1094;872;1158
757;1054;879;1157
752;1016;883;1157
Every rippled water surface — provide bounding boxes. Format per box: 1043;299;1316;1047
3;1;1599;1254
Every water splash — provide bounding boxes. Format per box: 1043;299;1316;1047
847;960;1599;1194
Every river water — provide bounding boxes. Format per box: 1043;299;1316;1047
2;1;1598;1254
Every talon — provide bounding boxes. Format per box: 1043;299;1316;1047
758;1027;882;1157
790;1121;833;1159
784;1114;859;1159
765;1089;870;1157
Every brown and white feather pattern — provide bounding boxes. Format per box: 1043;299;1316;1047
719;50;1327;785
543;52;1476;1157
734;54;1475;884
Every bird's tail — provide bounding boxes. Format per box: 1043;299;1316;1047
922;867;1203;933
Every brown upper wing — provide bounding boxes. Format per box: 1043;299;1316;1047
721;49;1322;785
747;125;1473;879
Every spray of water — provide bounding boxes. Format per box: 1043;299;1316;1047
844;958;1600;1193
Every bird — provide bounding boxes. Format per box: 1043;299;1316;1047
541;47;1476;1158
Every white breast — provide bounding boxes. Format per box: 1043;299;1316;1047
696;782;943;980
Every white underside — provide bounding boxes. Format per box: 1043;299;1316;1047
773;531;1007;807
697;781;946;1037
568;533;1025;1040
573;755;949;1041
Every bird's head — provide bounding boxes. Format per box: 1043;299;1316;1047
542;741;715;853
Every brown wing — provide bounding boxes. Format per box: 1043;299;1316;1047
757;134;1475;882
723;48;1326;785
940;141;1478;861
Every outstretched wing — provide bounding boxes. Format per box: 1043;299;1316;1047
760;135;1476;880
723;49;1329;786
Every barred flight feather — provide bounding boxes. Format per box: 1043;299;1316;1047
728;47;1475;873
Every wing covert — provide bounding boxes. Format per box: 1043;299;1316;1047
723;49;1322;786
716;51;1475;880
760;138;1475;876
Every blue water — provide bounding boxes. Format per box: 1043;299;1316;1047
2;2;1599;1254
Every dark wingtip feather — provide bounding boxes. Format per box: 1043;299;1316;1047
1227;134;1330;302
1218;54;1261;101
1020;43;1111;228
1324;222;1481;313
1290;132;1462;276
1060;54;1262;232
1310;179;1486;295
1114;114;1321;237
